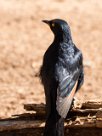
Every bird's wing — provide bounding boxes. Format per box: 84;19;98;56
56;49;83;118
56;68;79;118
76;68;84;92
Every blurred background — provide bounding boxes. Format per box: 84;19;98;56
0;0;102;118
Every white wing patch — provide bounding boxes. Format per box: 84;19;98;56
56;82;77;118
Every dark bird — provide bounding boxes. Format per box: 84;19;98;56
40;19;84;136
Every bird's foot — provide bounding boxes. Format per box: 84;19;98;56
70;98;76;110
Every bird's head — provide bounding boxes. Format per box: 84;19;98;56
42;19;72;42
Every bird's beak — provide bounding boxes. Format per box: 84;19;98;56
42;20;50;25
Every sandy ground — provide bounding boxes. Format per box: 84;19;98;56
0;0;102;118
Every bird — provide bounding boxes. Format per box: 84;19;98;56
40;19;84;136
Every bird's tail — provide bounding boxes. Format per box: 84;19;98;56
43;113;64;136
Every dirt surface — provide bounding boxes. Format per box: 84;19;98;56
0;0;102;118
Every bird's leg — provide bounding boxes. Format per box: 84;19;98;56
70;97;75;110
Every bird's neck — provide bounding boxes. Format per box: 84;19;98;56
54;31;72;44
63;32;72;43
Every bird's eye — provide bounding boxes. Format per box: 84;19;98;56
52;23;55;27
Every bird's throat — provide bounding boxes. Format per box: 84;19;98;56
54;33;72;44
